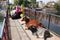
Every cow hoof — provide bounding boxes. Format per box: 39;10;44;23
36;35;40;38
37;36;40;38
36;34;40;38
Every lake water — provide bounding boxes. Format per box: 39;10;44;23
0;21;3;38
0;22;3;33
26;14;60;36
0;14;4;38
41;19;60;35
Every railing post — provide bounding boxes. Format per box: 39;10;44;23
0;38;2;40
35;11;36;20
29;9;30;17
47;14;51;30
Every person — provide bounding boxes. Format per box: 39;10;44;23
20;4;25;17
15;5;20;13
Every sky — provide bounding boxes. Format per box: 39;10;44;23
36;0;57;3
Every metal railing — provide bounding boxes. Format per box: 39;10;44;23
24;8;60;37
0;10;9;40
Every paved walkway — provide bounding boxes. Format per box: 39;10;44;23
8;18;60;40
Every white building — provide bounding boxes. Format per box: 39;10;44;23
9;0;14;4
38;1;45;8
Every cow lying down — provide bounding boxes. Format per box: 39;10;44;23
21;16;51;39
28;25;51;40
21;16;44;28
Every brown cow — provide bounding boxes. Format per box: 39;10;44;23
21;16;51;39
21;16;44;29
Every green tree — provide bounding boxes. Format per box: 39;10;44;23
14;0;30;7
14;0;19;5
0;14;4;22
14;0;36;7
57;0;60;4
29;0;36;8
18;0;23;5
23;0;30;7
55;0;60;15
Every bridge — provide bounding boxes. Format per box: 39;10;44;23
0;8;60;40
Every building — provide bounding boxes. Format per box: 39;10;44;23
46;1;55;8
9;0;14;4
0;0;7;8
38;1;45;8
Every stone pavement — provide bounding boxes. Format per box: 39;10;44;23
8;18;60;40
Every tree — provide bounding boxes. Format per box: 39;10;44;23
57;0;60;4
14;0;30;7
23;0;30;7
54;0;60;15
18;0;23;5
14;0;19;5
29;0;36;8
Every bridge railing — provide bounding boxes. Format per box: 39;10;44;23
0;10;9;40
24;8;60;36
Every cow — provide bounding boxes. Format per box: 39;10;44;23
10;11;22;19
21;16;51;39
21;16;44;28
28;25;51;39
